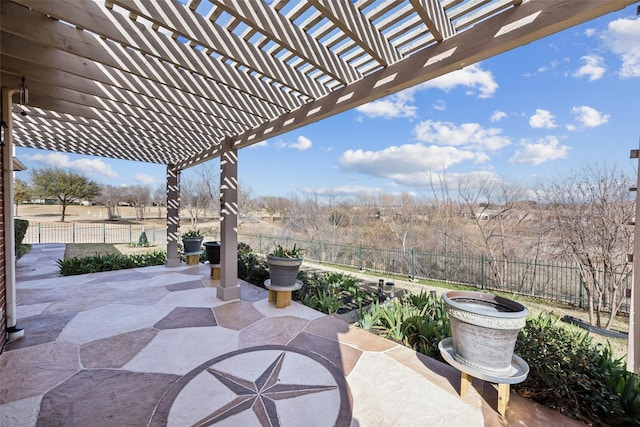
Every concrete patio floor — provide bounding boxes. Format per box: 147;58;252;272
0;244;585;426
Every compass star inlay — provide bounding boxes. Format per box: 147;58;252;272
196;351;337;426
152;345;352;427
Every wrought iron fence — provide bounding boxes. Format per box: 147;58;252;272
23;222;166;245
239;233;632;315
21;224;632;314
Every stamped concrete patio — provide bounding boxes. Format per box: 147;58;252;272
0;244;584;426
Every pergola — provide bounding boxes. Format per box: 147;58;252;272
1;0;638;368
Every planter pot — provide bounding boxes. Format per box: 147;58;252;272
182;236;204;254
203;241;220;264
266;254;303;287
442;290;528;375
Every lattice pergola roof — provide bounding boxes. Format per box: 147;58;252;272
1;0;634;169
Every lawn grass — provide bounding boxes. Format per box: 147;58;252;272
65;243;167;259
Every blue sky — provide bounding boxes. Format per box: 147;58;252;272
16;5;640;199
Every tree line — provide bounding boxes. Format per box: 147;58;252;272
13;162;635;329
14;167;165;222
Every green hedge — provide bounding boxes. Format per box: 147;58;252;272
56;251;166;276
14;218;28;248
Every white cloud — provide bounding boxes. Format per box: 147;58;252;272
22;152;119;179
134;173;157;185
529;109;557;129
356;91;417;119
273;136;312;151
571;105;610;128
433;100;446;111
413;120;511;152
538;59;559;73
490;111;507;122
356;63;497;120
601;16;640;78
424;170;499;191
339;143;477;186
509;136;570;165
573;55;606;81
301;186;383;197
290;135;312;151
417;63;498;98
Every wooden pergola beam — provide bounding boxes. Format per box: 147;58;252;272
177;0;636;170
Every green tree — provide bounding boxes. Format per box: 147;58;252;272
13;178;31;217
31;167;102;222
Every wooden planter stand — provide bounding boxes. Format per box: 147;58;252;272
184;252;201;265
460;372;511;416
210;264;220;279
264;280;302;309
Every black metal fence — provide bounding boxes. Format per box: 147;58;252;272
21;224;632;314
240;233;632;315
23;222;166;245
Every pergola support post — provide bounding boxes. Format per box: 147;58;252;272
628;149;640;372
165;164;180;267
216;137;241;301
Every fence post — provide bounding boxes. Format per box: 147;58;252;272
411;248;415;280
259;234;263;254
319;240;322;264
359;245;363;271
38;223;41;243
129;224;132;243
72;222;76;244
579;275;584;309
103;223;106;243
481;254;485;290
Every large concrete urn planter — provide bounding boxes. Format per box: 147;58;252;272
266;254;303;287
441;290;528;376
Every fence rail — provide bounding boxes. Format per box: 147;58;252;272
23;222;166;245
21;224;632;314
239;233;632;315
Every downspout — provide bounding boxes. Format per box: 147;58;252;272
2;87;23;340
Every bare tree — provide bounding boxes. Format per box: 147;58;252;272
285;192;354;262
96;185;122;220
123;185;151;220
180;173;209;230
456;174;534;288
151;185;166;219
238;181;254;217
258;196;291;220
194;163;220;221
539;163;634;328
376;192;425;253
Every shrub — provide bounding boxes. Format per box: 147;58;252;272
57;251;166;276
237;243;269;285
233;244;640;425
357;290;449;358
14;218;28;248
294;271;377;315
514;313;640;426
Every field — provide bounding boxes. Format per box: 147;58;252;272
15;203;283;236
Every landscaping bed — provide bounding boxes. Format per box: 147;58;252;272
236;243;640;427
